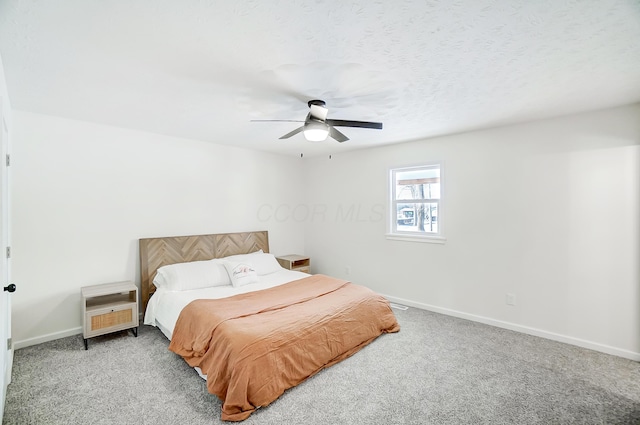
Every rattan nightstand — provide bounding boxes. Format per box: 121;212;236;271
81;281;139;350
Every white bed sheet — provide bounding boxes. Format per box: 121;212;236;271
144;269;310;340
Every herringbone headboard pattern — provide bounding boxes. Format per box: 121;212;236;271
139;231;269;312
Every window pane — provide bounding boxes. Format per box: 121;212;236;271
395;168;440;200
396;202;438;233
389;163;443;240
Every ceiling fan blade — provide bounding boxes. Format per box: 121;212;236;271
329;126;349;143
279;126;304;139
309;104;328;121
326;119;383;130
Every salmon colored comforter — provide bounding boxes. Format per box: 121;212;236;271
168;274;400;421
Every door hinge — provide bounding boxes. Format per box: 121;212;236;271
7;337;11;350
5;154;9;166
6;246;10;258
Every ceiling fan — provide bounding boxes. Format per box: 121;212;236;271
252;100;383;143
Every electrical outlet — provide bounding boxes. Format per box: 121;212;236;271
345;266;351;275
506;293;516;306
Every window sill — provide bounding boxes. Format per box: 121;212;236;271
385;233;447;244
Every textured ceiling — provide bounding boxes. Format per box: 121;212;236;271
1;0;639;157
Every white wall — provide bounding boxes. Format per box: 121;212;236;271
11;111;306;346
304;104;640;360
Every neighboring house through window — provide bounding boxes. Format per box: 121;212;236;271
387;163;446;243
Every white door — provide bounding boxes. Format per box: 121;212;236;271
0;100;11;421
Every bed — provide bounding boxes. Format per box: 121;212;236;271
140;231;400;421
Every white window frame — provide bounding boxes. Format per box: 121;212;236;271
386;162;446;244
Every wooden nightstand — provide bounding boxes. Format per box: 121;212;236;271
276;255;311;273
81;281;139;350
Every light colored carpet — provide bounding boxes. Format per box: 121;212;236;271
3;307;640;424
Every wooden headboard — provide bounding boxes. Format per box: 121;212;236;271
139;231;269;312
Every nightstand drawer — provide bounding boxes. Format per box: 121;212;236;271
296;266;310;273
84;302;137;338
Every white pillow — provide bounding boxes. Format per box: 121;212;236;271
224;261;259;288
222;251;283;276
250;253;283;275
223;249;263;263
153;259;231;291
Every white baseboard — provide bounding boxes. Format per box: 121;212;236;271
14;327;82;350
382;294;640;362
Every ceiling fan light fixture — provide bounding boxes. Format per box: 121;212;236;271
303;120;329;142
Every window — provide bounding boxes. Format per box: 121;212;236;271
388;163;445;243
